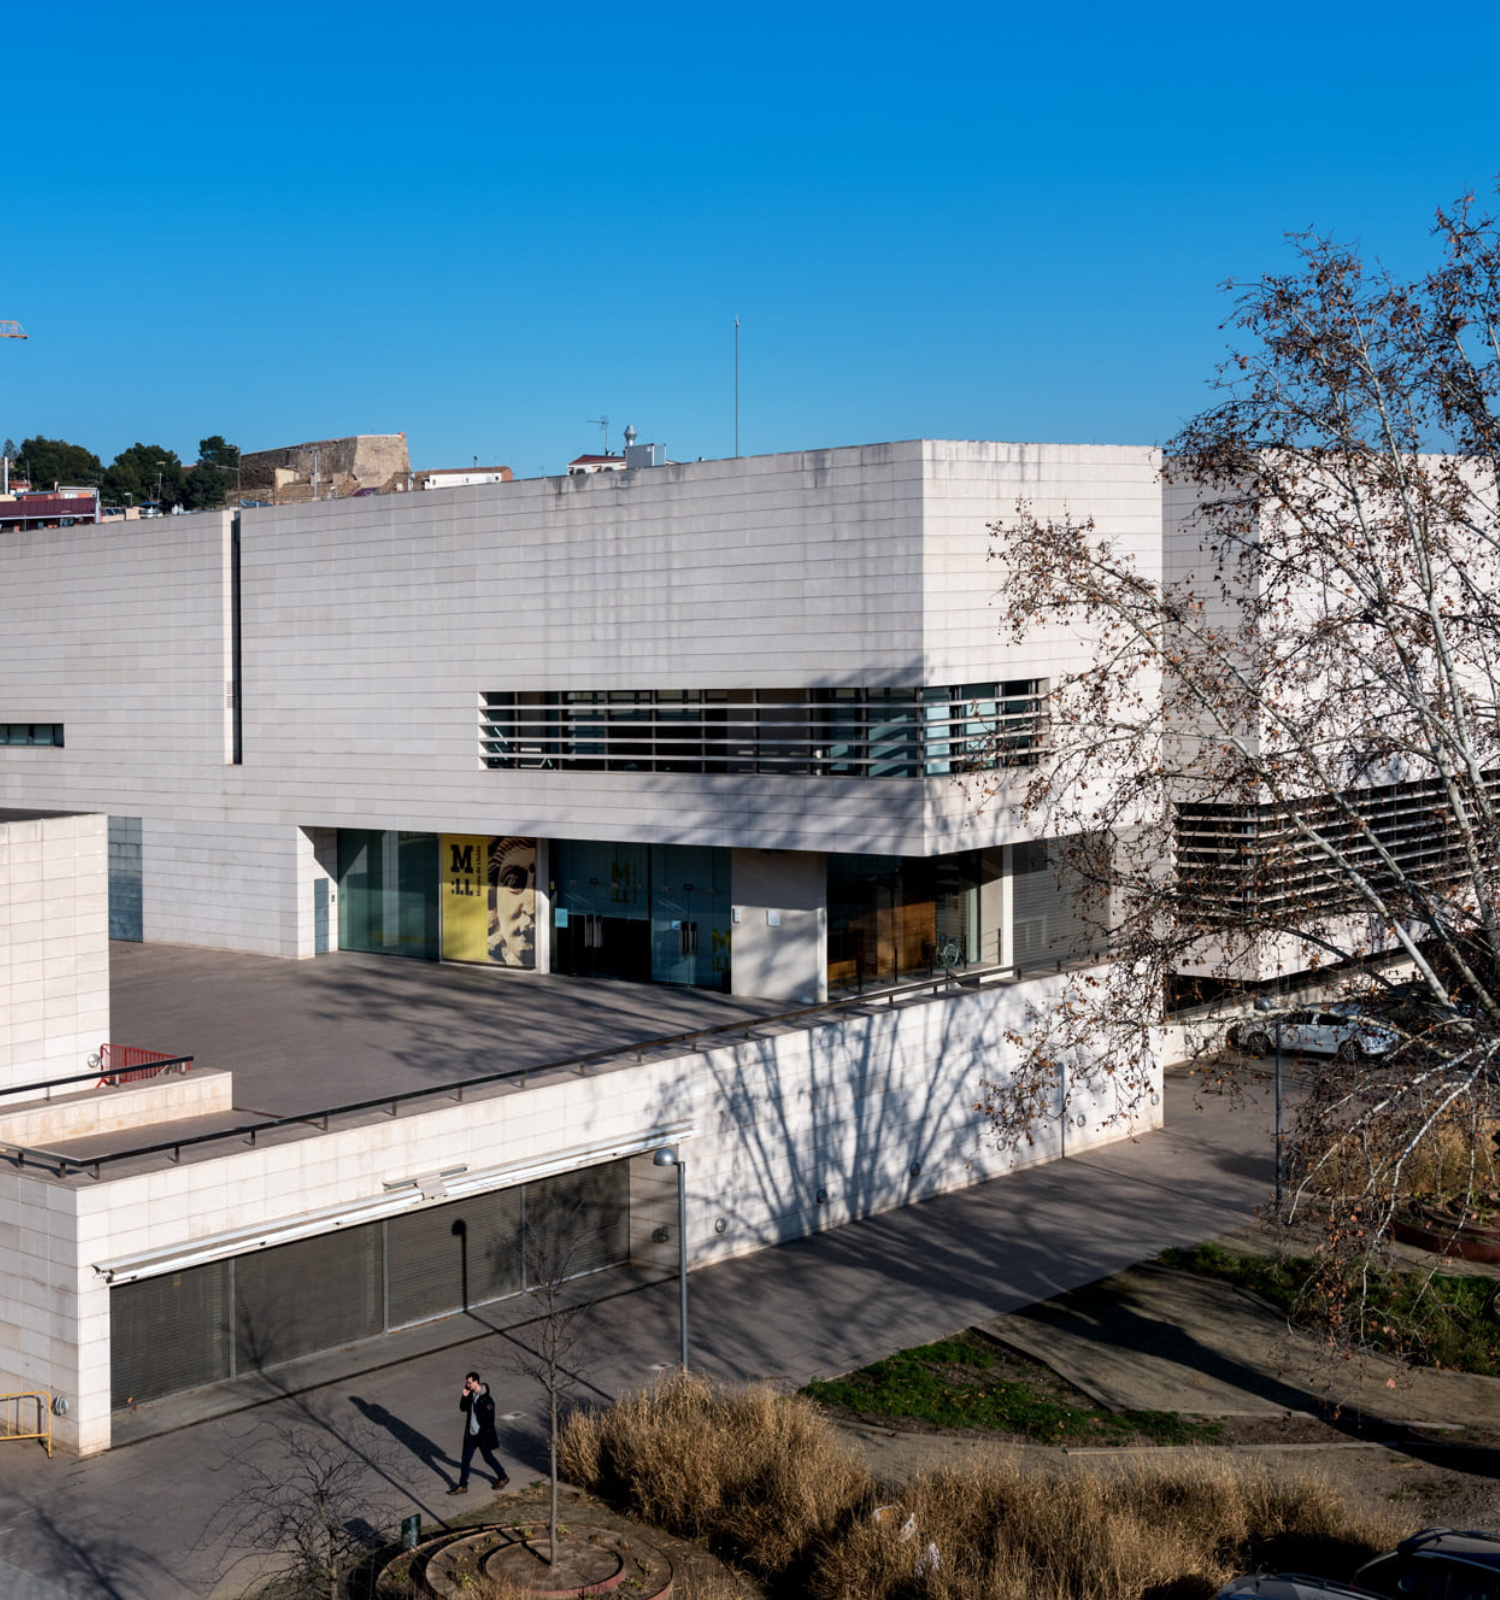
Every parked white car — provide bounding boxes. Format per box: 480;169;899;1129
1227;1006;1399;1062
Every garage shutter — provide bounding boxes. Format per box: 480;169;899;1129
110;1261;230;1406
386;1186;524;1330
526;1163;630;1281
233;1222;384;1372
109;1158;633;1410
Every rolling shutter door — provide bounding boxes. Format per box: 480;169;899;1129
233;1222;383;1373
525;1163;630;1281
386;1186;524;1329
109;1158;632;1409
110;1261;230;1406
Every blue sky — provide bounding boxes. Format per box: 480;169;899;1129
5;0;1496;475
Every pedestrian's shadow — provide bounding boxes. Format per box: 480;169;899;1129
348;1395;458;1487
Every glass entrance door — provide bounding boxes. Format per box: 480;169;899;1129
551;840;651;982
552;840;730;989
650;844;731;989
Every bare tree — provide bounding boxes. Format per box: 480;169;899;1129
209;1412;391;1600
980;191;1500;1351
505;1187;597;1568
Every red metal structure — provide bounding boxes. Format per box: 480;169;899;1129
96;1046;193;1087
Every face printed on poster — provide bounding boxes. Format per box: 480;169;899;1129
488;837;536;967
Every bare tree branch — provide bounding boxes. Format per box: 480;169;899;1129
980;193;1500;1359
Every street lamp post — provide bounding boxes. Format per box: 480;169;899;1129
1255;997;1286;1221
653;1146;688;1369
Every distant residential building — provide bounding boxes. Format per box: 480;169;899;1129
415;465;515;490
0;489;99;532
568;439;672;474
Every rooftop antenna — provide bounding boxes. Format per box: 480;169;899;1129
587;416;610;456
734;317;740;458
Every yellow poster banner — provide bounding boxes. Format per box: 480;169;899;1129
440;835;489;962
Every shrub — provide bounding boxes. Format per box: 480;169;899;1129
559;1371;870;1578
561;1374;1401;1600
808;1453;1398;1600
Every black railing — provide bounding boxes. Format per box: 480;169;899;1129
0;1056;194;1102
0;963;1035;1181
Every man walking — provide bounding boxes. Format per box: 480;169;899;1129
449;1370;509;1494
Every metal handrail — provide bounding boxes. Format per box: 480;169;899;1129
0;1392;52;1457
0;1055;194;1104
0;959;1034;1180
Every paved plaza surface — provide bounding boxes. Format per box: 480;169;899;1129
109;942;784;1118
0;1038;1280;1599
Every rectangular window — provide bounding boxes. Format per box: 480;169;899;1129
1011;837;1112;972
336;829;441;959
826;850;982;990
479;685;1044;779
0;723;63;746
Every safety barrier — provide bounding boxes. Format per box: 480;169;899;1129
0;1392;52;1457
97;1045;193;1088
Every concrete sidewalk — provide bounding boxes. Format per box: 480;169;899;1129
0;1073;1276;1599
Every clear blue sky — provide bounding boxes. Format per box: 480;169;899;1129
5;0;1496;476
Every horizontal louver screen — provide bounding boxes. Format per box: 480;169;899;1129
480;684;1046;777
1012;839;1110;972
1176;771;1500;924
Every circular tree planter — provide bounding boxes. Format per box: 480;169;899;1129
377;1521;674;1600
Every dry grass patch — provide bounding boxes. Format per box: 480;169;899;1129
560;1371;866;1576
810;1454;1402;1600
561;1373;1402;1600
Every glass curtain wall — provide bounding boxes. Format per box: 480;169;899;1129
552;840;731;989
826;851;980;991
337;830;441;959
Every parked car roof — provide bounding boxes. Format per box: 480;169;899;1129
1395;1530;1500;1564
1217;1575;1380;1600
1356;1529;1500;1600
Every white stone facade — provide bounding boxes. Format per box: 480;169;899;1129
0;812;109;1092
0;970;1161;1455
0;439;1161;963
0;439;1170;1453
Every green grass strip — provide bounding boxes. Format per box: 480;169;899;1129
801;1332;1223;1444
1159;1242;1500;1376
